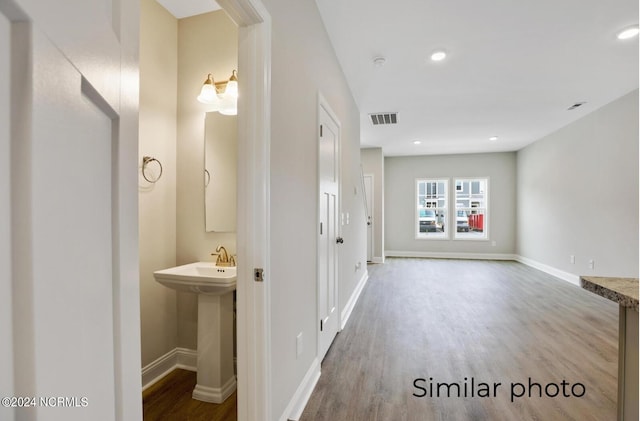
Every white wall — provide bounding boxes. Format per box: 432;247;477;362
6;0;142;417
176;11;238;350
361;147;384;261
0;11;14;421
385;152;517;257
139;0;179;367
517;89;639;277
261;0;365;418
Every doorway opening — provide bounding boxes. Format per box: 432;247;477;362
139;0;272;420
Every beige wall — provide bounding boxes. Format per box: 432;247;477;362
361;147;384;261
139;0;178;367
176;11;238;350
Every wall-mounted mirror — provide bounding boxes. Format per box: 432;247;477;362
204;112;237;232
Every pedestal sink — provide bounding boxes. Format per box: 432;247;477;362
153;262;236;403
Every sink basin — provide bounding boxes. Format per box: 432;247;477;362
153;262;236;295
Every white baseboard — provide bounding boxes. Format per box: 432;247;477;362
192;376;237;404
370;256;384;264
281;358;321;421
385;250;517;261
141;347;197;391
516;255;580;286
341;270;368;330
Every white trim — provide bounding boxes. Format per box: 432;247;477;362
217;0;272;419
141;347;197;392
192;376;237;404
371;256;385;264
280;358;321;421
217;0;264;25
385;251;517;261
341;270;369;330
516;255;581;286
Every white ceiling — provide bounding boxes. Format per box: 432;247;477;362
155;0;637;156
316;0;639;156
155;0;219;19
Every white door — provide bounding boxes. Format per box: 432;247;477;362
364;174;374;262
318;99;340;361
2;2;141;420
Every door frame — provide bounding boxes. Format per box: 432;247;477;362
216;0;271;419
316;92;342;359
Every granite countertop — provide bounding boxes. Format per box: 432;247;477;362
580;276;639;312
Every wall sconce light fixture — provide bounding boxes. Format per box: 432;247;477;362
197;70;238;116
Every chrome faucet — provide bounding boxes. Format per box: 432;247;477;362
212;245;236;267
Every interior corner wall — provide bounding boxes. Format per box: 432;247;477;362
361;147;384;261
176;11;238;350
262;0;365;418
385;152;517;256
517;89;639;278
138;0;179;367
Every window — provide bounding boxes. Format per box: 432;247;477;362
416;179;448;238
454;178;488;239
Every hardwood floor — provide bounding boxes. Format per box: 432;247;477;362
300;258;619;421
143;369;236;421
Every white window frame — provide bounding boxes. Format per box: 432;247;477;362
415;178;449;240
453;177;489;241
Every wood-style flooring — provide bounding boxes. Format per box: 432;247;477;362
300;258;619;421
143;369;236;421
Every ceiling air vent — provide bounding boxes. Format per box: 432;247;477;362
369;112;398;125
567;102;586;111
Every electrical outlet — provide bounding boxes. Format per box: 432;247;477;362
570;255;575;264
588;259;595;270
296;332;303;358
491;240;496;247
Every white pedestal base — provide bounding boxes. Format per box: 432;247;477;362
192;291;236;404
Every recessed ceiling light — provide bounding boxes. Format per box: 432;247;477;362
489;136;498;141
413;140;422;145
430;51;447;61
617;25;639;40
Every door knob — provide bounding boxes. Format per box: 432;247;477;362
336;237;344;244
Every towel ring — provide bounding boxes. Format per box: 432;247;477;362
142;156;163;183
204;169;211;187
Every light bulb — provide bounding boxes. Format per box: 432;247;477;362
197;74;221;109
617;25;639;40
